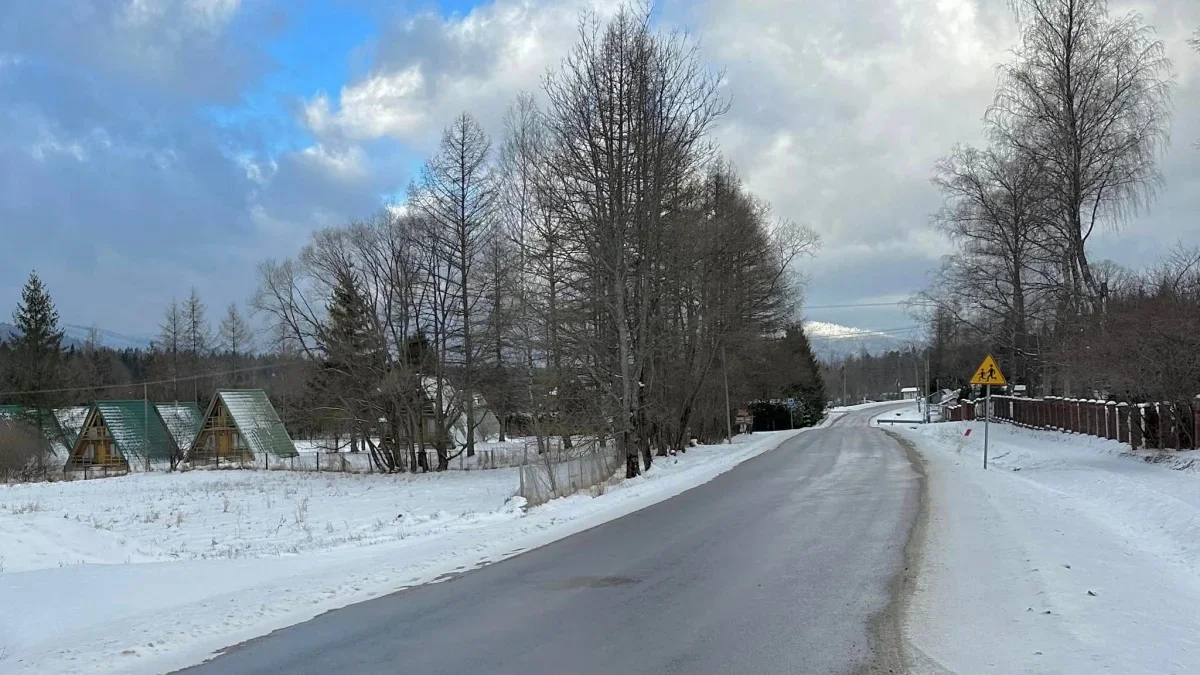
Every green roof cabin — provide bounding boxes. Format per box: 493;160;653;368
65;401;182;476
0;405;81;459
189;390;298;467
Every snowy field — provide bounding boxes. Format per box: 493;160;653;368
887;407;1200;675
0;426;814;674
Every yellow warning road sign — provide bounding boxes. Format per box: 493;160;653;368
970;354;1007;386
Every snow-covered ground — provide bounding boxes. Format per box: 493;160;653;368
886;407;1200;675
0;426;813;674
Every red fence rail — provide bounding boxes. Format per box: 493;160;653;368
940;395;1199;451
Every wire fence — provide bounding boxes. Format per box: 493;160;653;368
518;442;624;507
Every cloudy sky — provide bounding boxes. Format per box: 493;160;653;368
1;0;1197;344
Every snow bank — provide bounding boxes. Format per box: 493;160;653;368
892;417;1200;675
0;427;811;674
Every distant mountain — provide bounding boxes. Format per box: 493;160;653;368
62;324;153;350
0;322;153;351
803;321;907;360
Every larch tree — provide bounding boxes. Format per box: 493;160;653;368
542;3;728;477
409;112;497;459
219;303;253;358
182;289;211;403
156;299;185;400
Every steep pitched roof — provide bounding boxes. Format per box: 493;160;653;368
0;405;70;446
155;402;204;452
54;406;90;447
92;400;176;461
210;390;297;458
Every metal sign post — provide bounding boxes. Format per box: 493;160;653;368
984;385;991;470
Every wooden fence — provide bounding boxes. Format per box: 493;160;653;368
941;395;1199;451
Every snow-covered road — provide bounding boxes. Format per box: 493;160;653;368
886;407;1200;675
0;426;820;674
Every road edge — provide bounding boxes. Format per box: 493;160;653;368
857;429;930;675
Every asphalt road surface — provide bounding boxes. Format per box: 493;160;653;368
179;405;922;675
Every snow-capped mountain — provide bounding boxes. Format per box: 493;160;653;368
62;324;153;350
803;321;907;359
0;322;153;350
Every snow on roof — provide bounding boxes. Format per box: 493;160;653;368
93;401;175;461
54;406;90;446
901;387;920;393
155;402;204;452
215;390;298;458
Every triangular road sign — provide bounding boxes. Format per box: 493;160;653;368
970;354;1007;386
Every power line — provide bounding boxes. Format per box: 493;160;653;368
0;360;308;399
804;301;934;310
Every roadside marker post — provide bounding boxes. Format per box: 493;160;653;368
969;354;1007;471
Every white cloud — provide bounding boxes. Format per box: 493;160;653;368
300;0;613;147
121;0;241;33
292;0;1198;323
297;143;369;182
305;67;428;140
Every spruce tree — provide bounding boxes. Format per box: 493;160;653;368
11;271;65;398
10;271;65;471
782;324;827;427
317;268;383;445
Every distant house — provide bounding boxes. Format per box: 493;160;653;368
419;377;503;446
65;401;181;476
189;390;298;467
900;387;921;400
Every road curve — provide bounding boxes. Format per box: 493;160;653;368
179;405;921;675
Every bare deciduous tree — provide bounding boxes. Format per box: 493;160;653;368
219;303;253;358
990;0;1173;312
409;113;497;459
542;3;729;477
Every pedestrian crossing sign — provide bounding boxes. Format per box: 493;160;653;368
970;354;1006;386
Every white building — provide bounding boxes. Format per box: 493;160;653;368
900;387;921;401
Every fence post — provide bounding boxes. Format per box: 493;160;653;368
1117;403;1129;445
1195;395;1200;451
1105;402;1116;441
1146;404;1160;449
1165;404;1179;450
1131;404;1144;450
316;452;320;472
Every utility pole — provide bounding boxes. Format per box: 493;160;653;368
841;366;847;406
722;344;733;444
924;353;931;424
144;382;151;473
912;348;920;414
